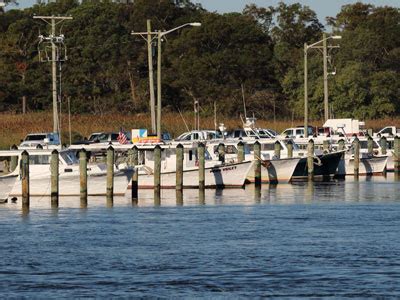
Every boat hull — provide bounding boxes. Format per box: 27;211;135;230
336;156;388;176
9;169;133;196
130;161;253;189
292;151;344;180
246;157;300;183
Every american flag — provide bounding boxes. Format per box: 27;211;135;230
117;130;128;144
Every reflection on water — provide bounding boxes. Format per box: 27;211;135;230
1;173;400;209
1;174;400;297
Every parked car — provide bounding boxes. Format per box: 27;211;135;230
19;132;60;149
73;132;121;145
373;126;400;138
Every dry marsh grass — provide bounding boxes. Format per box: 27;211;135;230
0;112;399;149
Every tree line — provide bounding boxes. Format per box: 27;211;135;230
0;0;399;121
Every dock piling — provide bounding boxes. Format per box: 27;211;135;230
154;145;161;190
50;150;59;207
106;146;114;202
287;141;293;158
394;136;400;174
367;136;373;156
254;141;261;186
237;141;245;163
307;139;314;181
323;140;329;153
198;142;205;190
380;136;387;155
176;144;183;190
10;144;18;172
132;146;139;200
274;141;281;159
218;143;225;163
338;139;345;151
21;150;29;209
79;149;87;204
353;137;360;177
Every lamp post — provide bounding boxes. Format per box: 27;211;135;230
132;22;201;139
304;34;341;137
131;20;156;134
156;22;201;139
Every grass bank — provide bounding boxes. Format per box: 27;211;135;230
1;112;399;149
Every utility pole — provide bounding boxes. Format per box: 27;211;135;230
132;22;200;138
131;20;156;134
147;20;156;134
157;30;162;138
323;33;329;121
33;15;72;134
304;43;308;138
304;34;341;135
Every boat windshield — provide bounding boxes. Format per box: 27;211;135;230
60;151;79;165
29;155;50;165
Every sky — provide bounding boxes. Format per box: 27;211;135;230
11;0;400;24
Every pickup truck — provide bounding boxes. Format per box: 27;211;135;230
19;132;60;149
373;126;400;138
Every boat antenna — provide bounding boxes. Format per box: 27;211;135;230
241;83;247;118
177;107;190;132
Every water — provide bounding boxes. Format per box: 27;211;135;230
1;175;400;297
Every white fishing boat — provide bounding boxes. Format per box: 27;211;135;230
337;155;388;176
246;157;300;183
0;149;133;198
206;141;300;183
129;144;253;188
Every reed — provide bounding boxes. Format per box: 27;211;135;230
1;112;399;149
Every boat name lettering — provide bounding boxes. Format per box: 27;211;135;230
209;166;237;173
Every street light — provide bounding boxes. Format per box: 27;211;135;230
156;22;201;139
304;34;341;137
132;22;201;139
131;20;157;134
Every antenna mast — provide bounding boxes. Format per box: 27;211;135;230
33;15;72;135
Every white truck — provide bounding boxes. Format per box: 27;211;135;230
373;126;400;138
19;132;61;149
323;118;366;137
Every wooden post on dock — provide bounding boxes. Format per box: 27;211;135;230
353;137;360;177
394;136;400;174
254;141;261;186
106;146;114;201
218;143;225;163
287;141;293;158
367;136;373;156
380;136;387;155
21;150;29;208
10;144;18;172
154;145;161;190
323;140;329;153
338;139;345;151
307;139;314;181
237;141;245;163
176;144;184;190
79;149;87;202
131;146;139;199
198;142;205;190
50;150;59;206
274;141;281;159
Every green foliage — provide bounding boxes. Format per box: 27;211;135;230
0;0;399;122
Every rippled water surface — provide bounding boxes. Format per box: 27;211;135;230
1;175;400;297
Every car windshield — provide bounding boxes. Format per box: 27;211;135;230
88;134;100;141
25;135;46;141
96;133;109;142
